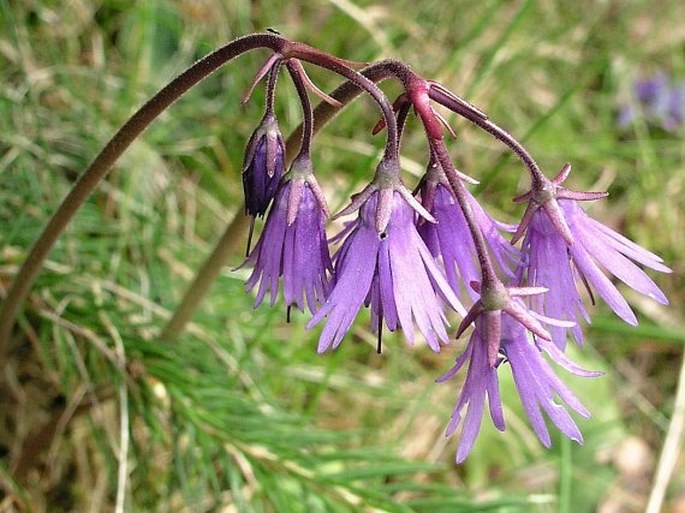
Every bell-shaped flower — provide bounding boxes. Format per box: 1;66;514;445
308;186;466;353
244;156;332;314
515;164;670;348
439;305;599;463
418;176;519;299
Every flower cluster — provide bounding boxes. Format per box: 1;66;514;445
235;43;670;463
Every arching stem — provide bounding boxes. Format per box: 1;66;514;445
284;43;399;161
0;35;401;355
428;81;547;186
0;33;295;355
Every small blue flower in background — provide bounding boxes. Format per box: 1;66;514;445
619;72;685;132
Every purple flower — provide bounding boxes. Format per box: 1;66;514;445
519;198;670;348
242;113;285;218
439;312;599;463
618;73;685;132
635;73;670;104
418;180;519;299
500;315;596;448
437;313;504;463
244;165;332;314
307;189;466;353
511;163;670;348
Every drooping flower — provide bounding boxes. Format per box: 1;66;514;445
436;313;504;463
242;112;285;218
517;206;587;348
244;156;332;314
418;178;519;299
439;310;599;463
307;188;466;353
513;164;670;348
500;315;597;448
519;201;670;348
454;280;562;367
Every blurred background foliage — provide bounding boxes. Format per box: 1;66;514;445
1;0;684;511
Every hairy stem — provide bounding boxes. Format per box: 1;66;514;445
0;36;400;355
428;85;546;185
0;33;291;355
285;60;314;157
264;59;282;116
368;59;546;184
285;43;399;160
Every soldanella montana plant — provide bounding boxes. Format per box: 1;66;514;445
0;32;670;464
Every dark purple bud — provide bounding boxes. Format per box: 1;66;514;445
242;113;285;217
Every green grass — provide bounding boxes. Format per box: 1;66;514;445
1;0;684;511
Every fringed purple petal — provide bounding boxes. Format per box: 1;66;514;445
585;216;671;272
523;222;582;348
419;190;477;299
245;185;288;306
414;230;467;317
311;189;458;352
387;193;453;350
245;181;331;315
440;316;503;463
283;185;332;313
566;205;670;305
518;201;657;347
307;221;379;352
466;192;520;276
577;227;668;304
436;342;472;383
509;347;553;447
570;240;638;325
456;371;487;463
536;338;603;379
502;316;590;447
419;183;517;301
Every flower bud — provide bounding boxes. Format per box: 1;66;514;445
242;113;285;217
